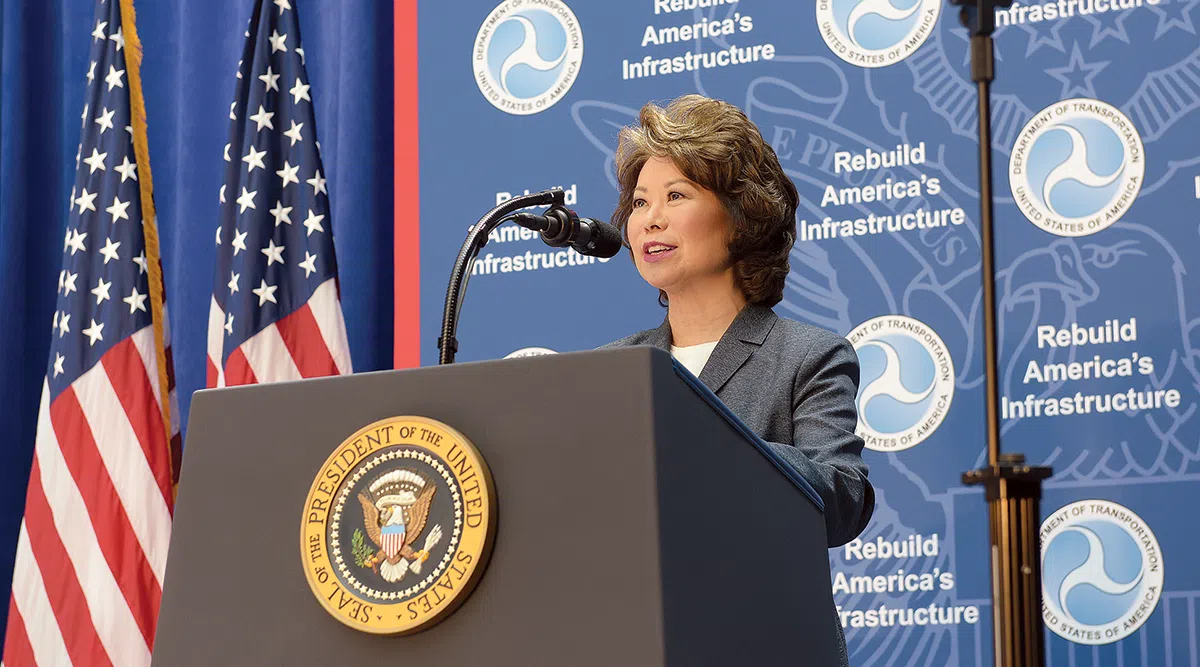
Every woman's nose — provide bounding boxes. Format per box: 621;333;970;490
644;205;666;230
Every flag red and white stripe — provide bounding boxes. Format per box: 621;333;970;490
207;279;351;387
7;331;179;667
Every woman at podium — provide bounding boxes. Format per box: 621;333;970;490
603;94;875;549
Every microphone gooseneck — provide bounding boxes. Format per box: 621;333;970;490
439;193;621;365
438;188;564;365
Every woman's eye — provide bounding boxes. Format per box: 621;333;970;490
668;191;683;201
632;199;646;208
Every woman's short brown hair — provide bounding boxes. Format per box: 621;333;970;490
612;94;799;307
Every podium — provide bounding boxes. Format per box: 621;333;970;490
151;347;842;666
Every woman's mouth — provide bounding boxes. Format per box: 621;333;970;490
642;242;677;263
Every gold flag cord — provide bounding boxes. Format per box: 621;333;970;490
118;0;178;493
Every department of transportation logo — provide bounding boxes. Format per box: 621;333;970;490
847;315;954;451
1010;98;1145;237
816;0;941;68
473;0;583;115
1041;500;1163;645
504;346;557;358
301;416;496;634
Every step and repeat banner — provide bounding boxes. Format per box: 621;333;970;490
413;1;1199;664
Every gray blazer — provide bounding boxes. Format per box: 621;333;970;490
603;303;875;547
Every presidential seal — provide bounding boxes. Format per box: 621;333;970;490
301;416;496;634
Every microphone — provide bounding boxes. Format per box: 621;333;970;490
512;206;623;258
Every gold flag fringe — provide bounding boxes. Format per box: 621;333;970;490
118;0;179;495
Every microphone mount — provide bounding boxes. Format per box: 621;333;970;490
438;188;565;365
513;206;577;247
511;206;622;258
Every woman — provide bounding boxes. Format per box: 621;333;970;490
603;94;874;548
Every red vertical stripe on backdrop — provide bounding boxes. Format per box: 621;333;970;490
100;338;175;511
21;459;115;667
394;0;421;370
49;389;162;647
223;347;259;386
275;304;340;377
2;603;37;667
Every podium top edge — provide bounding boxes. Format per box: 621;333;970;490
191;348;662;396
191;347;825;515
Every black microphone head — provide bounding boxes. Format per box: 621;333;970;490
574;219;623;258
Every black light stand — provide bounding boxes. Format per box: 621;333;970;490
437;188;565;365
949;2;1052;666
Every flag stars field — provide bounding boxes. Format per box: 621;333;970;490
270;201;292;227
259;66;280;93
76;188;98;213
105;64;125;91
231;229;248;255
277;161;299;188
90;277;112;304
269;30;288;53
262;239;285;266
290;77;310;103
243;145;267;172
123;286;147;314
249;105;274;132
83;148;107;173
99;237;121;264
298;251;317;278
107;196;131;222
284;120;303;146
94;106;115;134
115;155;137;182
307;170;326;196
236;187;257;213
302;209;324;237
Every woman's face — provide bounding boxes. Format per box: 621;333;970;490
627;157;733;298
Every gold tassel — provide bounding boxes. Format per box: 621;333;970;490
118;0;179;495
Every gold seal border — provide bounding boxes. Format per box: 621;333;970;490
300;415;497;635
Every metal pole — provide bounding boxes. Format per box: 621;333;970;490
972;32;1002;468
951;3;1053;666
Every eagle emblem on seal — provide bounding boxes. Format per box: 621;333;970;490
354;469;444;583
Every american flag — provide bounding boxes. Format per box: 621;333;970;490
3;1;180;665
207;0;352;386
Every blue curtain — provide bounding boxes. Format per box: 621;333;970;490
0;0;394;644
0;1;76;645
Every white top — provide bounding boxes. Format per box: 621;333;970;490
670;341;719;378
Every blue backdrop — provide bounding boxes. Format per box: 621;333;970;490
418;1;1200;665
0;0;394;644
